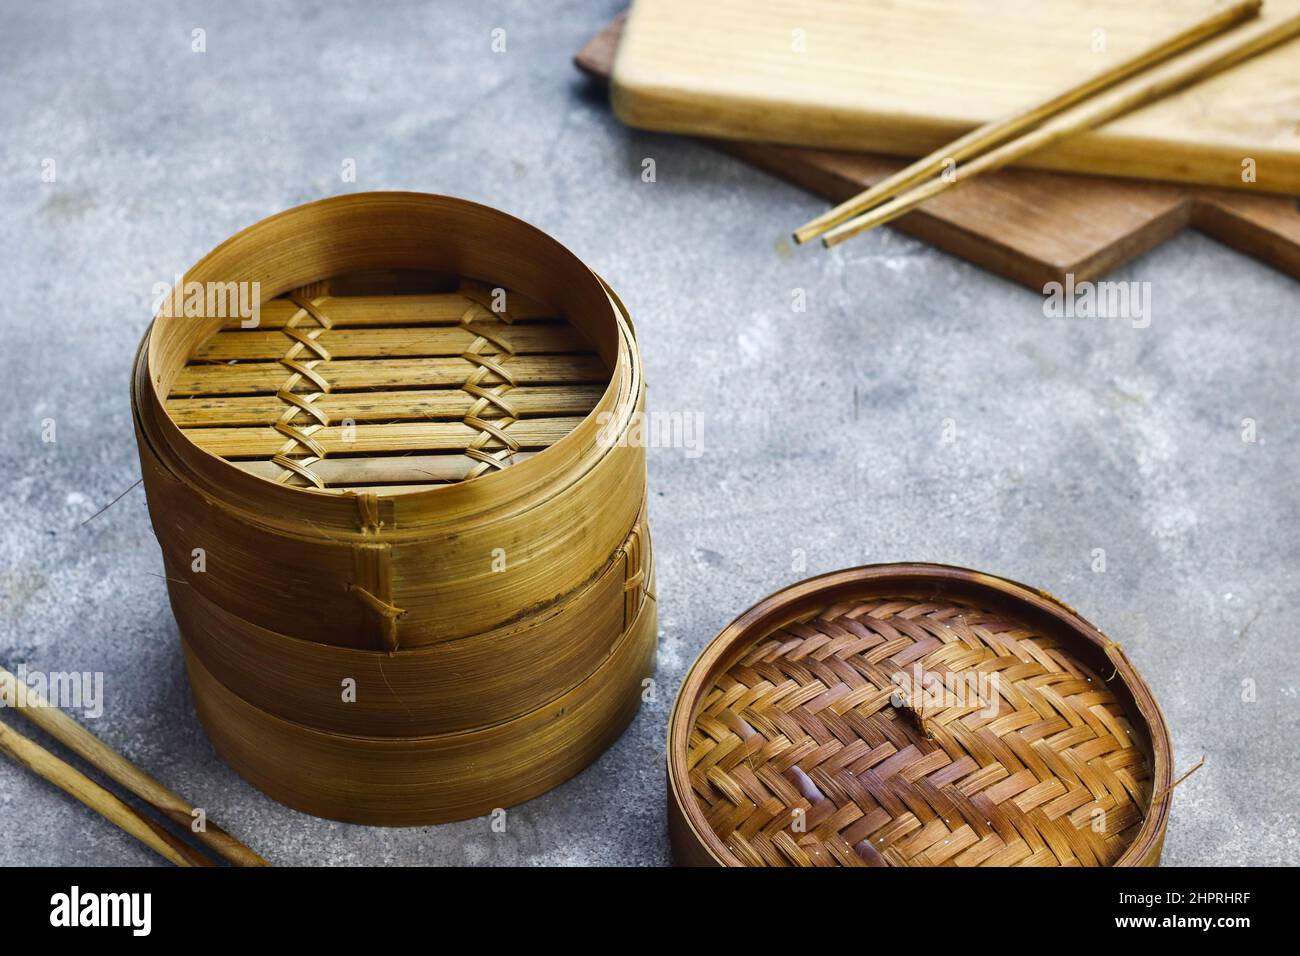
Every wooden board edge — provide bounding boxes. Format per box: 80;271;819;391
1191;192;1300;279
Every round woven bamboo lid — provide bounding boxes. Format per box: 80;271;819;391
668;565;1173;867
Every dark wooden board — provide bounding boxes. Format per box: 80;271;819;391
577;16;1300;289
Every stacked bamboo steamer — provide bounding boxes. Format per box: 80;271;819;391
132;193;656;825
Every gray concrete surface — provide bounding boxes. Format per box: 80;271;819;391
1;0;1297;867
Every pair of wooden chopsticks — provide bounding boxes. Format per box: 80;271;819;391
795;0;1300;248
0;664;267;867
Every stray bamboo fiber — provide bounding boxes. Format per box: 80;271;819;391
0;665;265;866
668;565;1174;867
132;193;656;824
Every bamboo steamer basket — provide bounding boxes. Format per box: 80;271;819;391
182;564;656;825
668;564;1173;867
133;192;646;650
131;192;656;823
167;500;651;737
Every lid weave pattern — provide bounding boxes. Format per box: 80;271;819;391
687;595;1152;866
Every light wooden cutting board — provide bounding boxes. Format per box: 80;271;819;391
582;14;1300;287
611;0;1300;193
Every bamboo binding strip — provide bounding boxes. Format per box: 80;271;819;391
133;193;655;824
668;565;1173;867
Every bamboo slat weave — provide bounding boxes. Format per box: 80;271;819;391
668;565;1173;867
165;279;601;491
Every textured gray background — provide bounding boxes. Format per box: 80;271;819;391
1;0;1296;867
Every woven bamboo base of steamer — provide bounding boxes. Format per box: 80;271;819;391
669;565;1174;867
131;193;653;823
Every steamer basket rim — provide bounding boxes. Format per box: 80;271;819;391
139;191;639;511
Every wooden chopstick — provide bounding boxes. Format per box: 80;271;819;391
0;664;268;867
818;7;1300;247
793;0;1263;246
0;716;214;867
